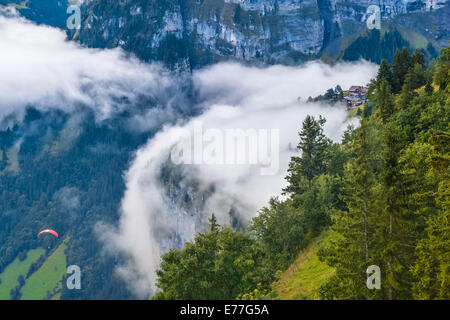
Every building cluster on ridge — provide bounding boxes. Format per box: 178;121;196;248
344;85;369;109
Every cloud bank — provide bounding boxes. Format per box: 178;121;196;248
102;61;378;298
0;8;186;128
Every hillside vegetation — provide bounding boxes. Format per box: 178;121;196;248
155;47;449;300
21;241;67;300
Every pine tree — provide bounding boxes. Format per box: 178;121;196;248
398;69;415;110
335;85;344;100
377;122;402;299
411;49;425;68
374;118;419;299
377;79;394;123
377;59;394;88
348;119;377;261
284;115;331;196
412;132;450;299
209;213;220;232
392;48;412;93
425;78;434;95
318;118;380;299
434;47;450;91
411;63;426;89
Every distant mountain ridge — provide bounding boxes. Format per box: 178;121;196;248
2;0;449;68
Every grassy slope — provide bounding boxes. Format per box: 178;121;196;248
21;241;67;300
275;231;335;300
0;248;45;300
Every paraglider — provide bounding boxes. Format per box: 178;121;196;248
37;229;59;238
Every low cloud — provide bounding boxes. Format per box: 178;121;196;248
0;8;186;128
53;186;81;212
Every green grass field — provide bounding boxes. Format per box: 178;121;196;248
275;231;336;300
0;248;45;300
21;242;67;300
397;25;429;50
348;104;365;118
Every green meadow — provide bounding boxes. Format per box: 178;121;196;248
21;242;67;300
0;248;45;300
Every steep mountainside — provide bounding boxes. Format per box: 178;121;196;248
3;0;449;68
74;0;449;67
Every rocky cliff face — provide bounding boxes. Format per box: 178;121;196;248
3;0;449;68
72;0;448;68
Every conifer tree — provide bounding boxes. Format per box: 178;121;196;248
425;78;434;95
398;69;416;110
434;47;450;91
375;119;418;299
412;132;450;299
318;118;380;299
392;48;412;93
209;213;220;233
377;122;401;299
377;79;394;123
377;59;394;88
284;116;331;196
411;49;425;68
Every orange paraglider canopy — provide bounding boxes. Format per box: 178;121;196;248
37;229;59;238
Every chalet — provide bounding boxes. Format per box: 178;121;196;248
344;96;363;108
344;85;368;109
348;86;362;97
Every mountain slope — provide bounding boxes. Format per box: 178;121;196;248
275;231;335;300
21;241;67;300
4;0;447;68
73;0;448;68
